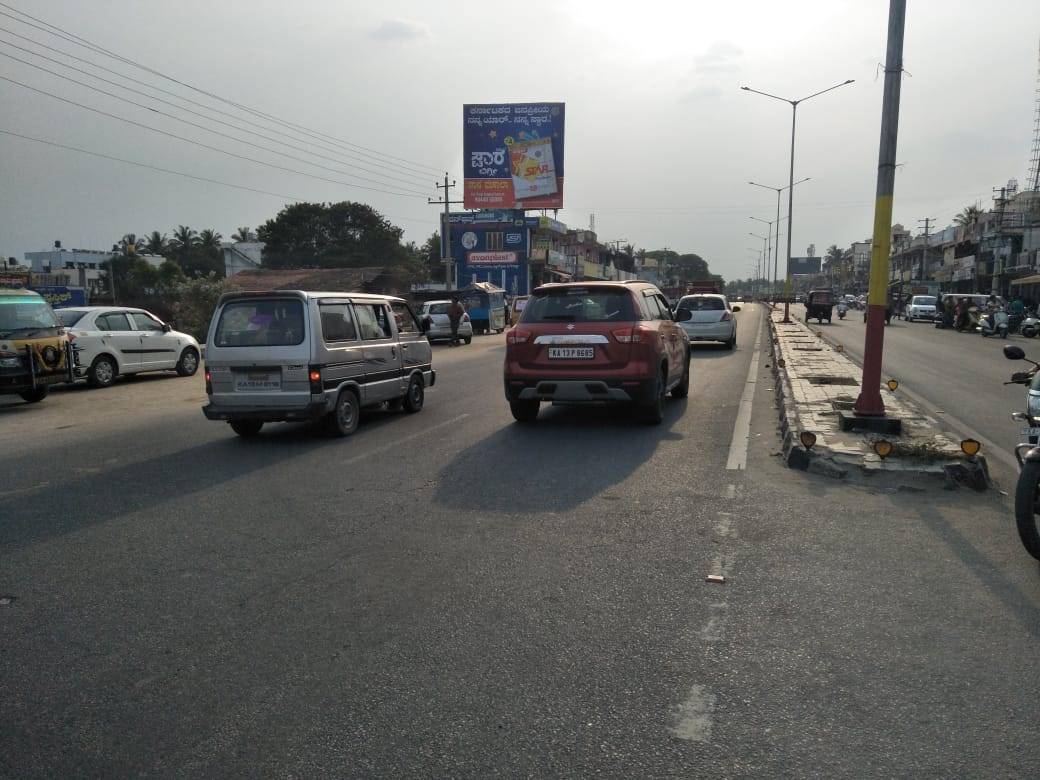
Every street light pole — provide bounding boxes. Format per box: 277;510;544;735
749;178;808;305
854;0;906;417
750;232;769;294
743;79;855;321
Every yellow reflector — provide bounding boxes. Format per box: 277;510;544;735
777;358;786;368
961;439;981;456
886;379;899;391
799;431;817;450
835;344;844;353
874;440;893;458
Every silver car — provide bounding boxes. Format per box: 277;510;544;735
417;300;473;344
674;294;739;349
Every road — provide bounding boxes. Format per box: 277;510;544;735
2;305;1040;777
803;306;1033;480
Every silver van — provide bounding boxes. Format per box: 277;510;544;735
202;290;434;437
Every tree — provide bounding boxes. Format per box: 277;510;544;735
170;225;198;252
197;229;223;250
143;231;169;256
954;205;983;227
117;233;143;256
257;201;411;269
231;226;255;242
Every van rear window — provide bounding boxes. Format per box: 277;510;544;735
214;299;305;346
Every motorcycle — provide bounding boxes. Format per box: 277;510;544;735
1021;314;1039;338
979;309;1010;338
1003;344;1040;560
934;310;954;329
837;303;848;320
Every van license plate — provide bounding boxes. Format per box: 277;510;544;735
235;372;281;391
548;347;594;359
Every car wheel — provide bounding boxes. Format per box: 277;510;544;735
671;353;690;398
464;336;472;345
88;355;117;388
176;347;199;377
230;420;263;437
403;375;424;413
328;389;360;436
725;336;736;350
510;399;539;423
637;369;666;425
19;386;48;403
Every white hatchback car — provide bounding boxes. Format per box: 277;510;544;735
674;294;739;349
417;300;473;344
56;306;201;388
905;295;938;322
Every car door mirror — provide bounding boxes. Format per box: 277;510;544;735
675;308;692;322
162;322;172;333
731;305;741;312
1004;344;1025;360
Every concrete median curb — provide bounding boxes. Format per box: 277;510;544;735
763;304;989;490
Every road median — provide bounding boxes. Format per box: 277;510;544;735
766;305;988;489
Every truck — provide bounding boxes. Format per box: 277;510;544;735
0;288;74;403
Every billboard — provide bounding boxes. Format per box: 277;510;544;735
464;103;565;210
788;257;822;275
31;285;87;308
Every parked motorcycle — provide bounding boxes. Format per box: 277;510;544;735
1021;314;1039;338
979;309;1010;338
1003;344;1040;560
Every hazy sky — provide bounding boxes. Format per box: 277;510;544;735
1;0;1038;281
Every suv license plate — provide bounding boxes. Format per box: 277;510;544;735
235;372;281;391
548;346;594;359
1022;427;1040;437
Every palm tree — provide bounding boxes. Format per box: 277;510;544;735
143;230;169;255
197;229;223;250
954;205;982;227
118;233;142;256
231;226;255;242
170;225;198;252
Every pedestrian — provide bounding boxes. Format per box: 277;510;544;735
1012;296;1025;317
448;296;465;346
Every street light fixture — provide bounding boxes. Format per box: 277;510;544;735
749;179;808;304
750;232;769;293
742;78;855;321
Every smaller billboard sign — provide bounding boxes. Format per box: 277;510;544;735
788;257;822;275
31;286;87;308
468;251;518;266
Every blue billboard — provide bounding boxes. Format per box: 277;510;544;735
32;286;87;308
463;103;565;210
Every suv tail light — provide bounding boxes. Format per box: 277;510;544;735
507;328;531;345
612;325;653;343
205;369;212;395
720;311;732;321
309;366;322;394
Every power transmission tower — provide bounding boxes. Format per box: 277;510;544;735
428;173;463;289
1029;37;1040;192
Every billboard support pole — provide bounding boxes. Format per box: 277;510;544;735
429;173;462;291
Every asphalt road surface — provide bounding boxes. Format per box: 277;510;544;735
2;305;1039;777
801;305;1034;481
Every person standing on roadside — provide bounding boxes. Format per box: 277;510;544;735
448;296;465;347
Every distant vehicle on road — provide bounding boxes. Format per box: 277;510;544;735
805;289;835;324
674;293;739;349
905;295;937;322
203;291;433;437
0;288;73;403
508;295;529;326
56;306;200;388
417;300;473;344
460;282;506;335
503;281;689;424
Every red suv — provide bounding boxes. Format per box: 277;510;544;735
503;281;691;424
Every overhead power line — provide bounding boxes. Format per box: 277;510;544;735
0;28;441;181
0;46;431;191
0;74;428;199
0;1;445;175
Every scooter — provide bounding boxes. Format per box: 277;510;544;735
837;303;848;320
1002;344;1040;560
979;309;1009;338
1021;314;1039;338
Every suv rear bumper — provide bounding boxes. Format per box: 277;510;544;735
504;376;656;404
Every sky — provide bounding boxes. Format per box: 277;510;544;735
0;0;1038;282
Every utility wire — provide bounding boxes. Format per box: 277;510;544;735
0;2;445;175
0;26;442;180
0;75;427;199
0;46;431;190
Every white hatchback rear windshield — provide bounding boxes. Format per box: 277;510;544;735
912;296;936;306
214;299;305;346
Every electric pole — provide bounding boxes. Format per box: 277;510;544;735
428;173;463;290
917;216;933;288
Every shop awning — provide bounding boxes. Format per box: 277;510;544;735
1010;274;1040;286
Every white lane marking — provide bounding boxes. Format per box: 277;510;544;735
672;685;716;742
342;414;469;467
725;324;763;470
723;484;737;499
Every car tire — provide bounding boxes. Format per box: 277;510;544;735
403;375;424;413
19;386;48;403
88;355;117;388
510;399;539;423
637;369;666;425
230;420;263;437
464;336;472;345
671;353;690;398
176;347;200;377
725;336;736;350
329;389;360;436
1014;460;1040;560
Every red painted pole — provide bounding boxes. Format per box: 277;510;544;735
855;0;906;416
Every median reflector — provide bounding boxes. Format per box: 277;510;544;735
886;379;899;391
960;439;981;457
799;431;817;450
873;440;894;459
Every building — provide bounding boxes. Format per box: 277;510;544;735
24;241;163;300
222;241;265;277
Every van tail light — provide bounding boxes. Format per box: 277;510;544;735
205;369;212;395
309;367;322;394
507;328;531;345
720;311;732;321
612;325;653;343
462;313;470;322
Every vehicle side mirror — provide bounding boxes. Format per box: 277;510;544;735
1011;371;1032;383
162;322;172;333
1004;345;1025;361
675;308;692;322
732;305;741;312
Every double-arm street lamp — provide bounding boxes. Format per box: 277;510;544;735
748;179;808;305
742;79;855;321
